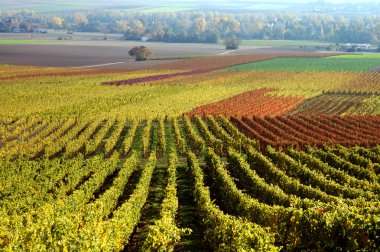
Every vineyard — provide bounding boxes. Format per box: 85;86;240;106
1;52;380;251
187;88;304;117
289;93;368;115
329;72;380;94
231;115;380;148
227;56;380;72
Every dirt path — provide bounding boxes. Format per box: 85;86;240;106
124;164;168;251
175;165;209;252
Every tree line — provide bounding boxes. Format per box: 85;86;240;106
1;10;380;44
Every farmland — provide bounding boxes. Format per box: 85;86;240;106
1;52;380;251
0;39;329;68
289;93;368;115
227;56;380;72
0;40;53;45
187;88;304;117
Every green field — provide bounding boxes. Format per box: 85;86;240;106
0;40;54;45
330;54;380;59
227;57;380;72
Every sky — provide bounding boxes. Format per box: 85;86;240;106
294;0;377;2
93;0;379;3
228;0;379;3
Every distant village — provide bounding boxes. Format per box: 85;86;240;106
314;43;379;53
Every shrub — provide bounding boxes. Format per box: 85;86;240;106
224;38;240;50
128;46;153;61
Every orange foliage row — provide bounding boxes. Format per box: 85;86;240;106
231;115;380;149
187;88;304;117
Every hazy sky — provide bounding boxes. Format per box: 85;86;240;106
317;0;376;2
259;0;379;3
222;0;379;3
118;0;380;3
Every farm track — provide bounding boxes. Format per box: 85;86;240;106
125;165;168;251
174;165;210;252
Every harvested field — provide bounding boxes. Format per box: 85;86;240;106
0;43;182;69
0;40;330;68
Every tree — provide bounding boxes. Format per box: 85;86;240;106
272;24;286;40
219;18;240;37
128;46;153;61
116;20;130;33
224;37;240;50
193;17;207;36
52;16;64;28
74;12;88;30
203;29;219;43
